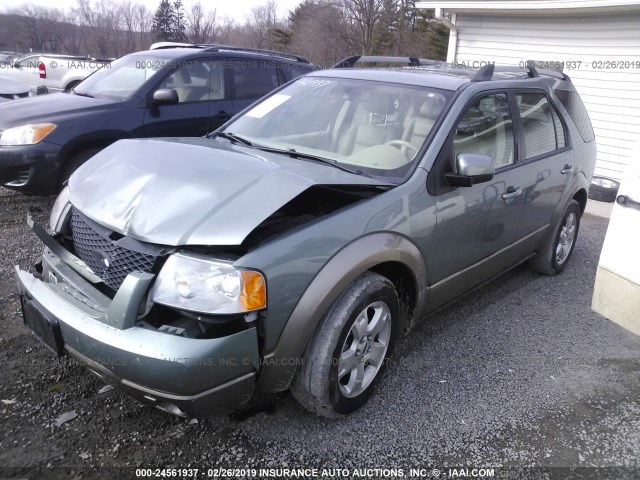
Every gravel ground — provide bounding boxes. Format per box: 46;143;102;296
0;187;639;480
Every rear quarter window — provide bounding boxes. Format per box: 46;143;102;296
280;63;315;81
554;88;595;143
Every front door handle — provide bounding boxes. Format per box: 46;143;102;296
502;186;523;200
561;164;574;175
214;110;232;119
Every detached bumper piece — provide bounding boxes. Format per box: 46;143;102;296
15;244;260;417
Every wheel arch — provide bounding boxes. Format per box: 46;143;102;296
57;140;114;187
64;79;82;91
256;232;428;393
573;187;588;216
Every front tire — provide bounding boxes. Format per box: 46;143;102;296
528;199;581;275
291;272;400;418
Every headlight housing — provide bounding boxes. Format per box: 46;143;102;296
0;123;56;146
49;186;71;234
151;253;266;314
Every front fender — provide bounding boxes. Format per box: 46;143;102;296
256;232;428;392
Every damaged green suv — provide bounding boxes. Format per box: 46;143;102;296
16;62;596;418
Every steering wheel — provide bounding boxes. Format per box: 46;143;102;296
384;140;419;157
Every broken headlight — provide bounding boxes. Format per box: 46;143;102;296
151;252;266;314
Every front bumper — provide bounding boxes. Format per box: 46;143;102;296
0;142;61;194
15;247;260;417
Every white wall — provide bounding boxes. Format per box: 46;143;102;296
452;13;640;181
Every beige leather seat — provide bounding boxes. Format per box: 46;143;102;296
171;68;192;103
402;97;444;152
337;94;401;156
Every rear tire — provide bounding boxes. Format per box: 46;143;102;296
291;272;399;418
58;147;101;191
528;199;581;276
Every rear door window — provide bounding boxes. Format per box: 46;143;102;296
231;60;279;99
515;92;566;159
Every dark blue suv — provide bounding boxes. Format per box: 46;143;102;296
0;45;317;194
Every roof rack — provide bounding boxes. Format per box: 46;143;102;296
471;63;540;81
149;42;196;50
333;55;442;68
331;55;573;83
149;41;310;63
202;45;310;63
471;64;573;82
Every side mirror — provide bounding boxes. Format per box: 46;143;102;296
13;61;20;68
152;88;179;105
445;153;494;187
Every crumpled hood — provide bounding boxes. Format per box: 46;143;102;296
69;137;389;246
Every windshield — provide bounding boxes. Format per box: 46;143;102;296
73;55;165;100
222;76;451;181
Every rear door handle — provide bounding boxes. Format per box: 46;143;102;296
502;186;523;200
561;164;574;175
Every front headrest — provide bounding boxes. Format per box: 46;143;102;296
419;96;444;119
363;93;396;115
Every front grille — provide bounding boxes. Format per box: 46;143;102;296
70;209;156;291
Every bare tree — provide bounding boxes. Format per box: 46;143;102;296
288;0;351;66
0;0;445;61
121;0;138;52
186;2;218;44
244;0;283;50
73;0;125;56
134;4;153;50
10;5;67;52
333;0;386;54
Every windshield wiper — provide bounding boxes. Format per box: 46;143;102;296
210;131;253;147
256;146;367;177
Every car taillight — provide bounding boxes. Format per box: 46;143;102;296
38;62;46;79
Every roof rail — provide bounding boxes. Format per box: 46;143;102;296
149;41;310;63
333;55;441;68
201;45;310;63
472;64;567;82
149;42;196;50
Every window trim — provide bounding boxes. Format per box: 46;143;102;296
505;89;572;170
148;57;231;105
429;87;574;195
429;88;516;196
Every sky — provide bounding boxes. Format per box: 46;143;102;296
4;0;305;23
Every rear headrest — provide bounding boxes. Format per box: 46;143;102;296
419;96;444;119
363;93;396;115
